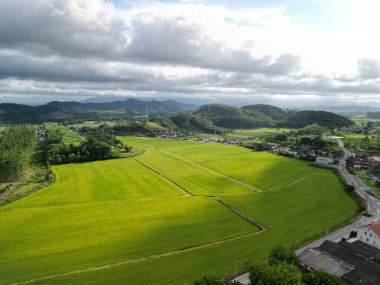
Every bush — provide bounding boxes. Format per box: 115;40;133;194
303;270;343;285
249;262;302;285
268;246;299;266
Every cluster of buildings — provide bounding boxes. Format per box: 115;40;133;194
197;136;246;145
299;214;380;285
351;152;380;171
268;145;340;164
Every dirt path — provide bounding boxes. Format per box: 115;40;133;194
272;172;313;191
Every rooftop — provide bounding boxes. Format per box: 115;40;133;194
299;240;380;285
368;220;380;236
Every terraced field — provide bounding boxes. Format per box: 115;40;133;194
0;137;358;285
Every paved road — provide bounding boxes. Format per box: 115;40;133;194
233;140;380;285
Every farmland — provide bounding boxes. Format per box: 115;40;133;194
0;137;358;285
45;123;83;145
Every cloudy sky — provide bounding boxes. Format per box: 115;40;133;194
1;0;380;106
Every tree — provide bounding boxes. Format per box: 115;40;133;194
302;270;343;285
193;275;242;285
300;136;313;145
0;125;36;182
268;246;299;266
274;134;288;141
249;262;302;285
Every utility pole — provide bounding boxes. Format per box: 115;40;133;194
145;104;148;123
234;260;239;278
326;220;331;236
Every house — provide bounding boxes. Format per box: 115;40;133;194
357;219;380;249
299;240;380;285
315;156;333;165
361;213;376;225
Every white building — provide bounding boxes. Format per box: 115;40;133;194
315;156;333;165
358;219;380;249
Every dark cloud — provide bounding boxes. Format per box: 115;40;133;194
126;15;300;75
0;0;128;59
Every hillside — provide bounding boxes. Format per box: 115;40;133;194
0;99;196;123
367;111;380;119
285;110;354;128
195;104;274;128
179;104;354;130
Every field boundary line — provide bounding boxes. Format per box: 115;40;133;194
213;198;266;231
132;157;193;196
156;148;261;192
10;229;266;285
272;172;313;191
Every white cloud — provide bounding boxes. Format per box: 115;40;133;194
0;0;380;105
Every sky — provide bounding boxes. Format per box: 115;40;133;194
1;0;380;106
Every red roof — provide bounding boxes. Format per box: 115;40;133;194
369;220;380;236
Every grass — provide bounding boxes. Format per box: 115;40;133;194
45;123;83;145
0;157;257;284
0;137;359;285
361;177;380;197
119;137;312;191
234;128;295;135
68;121;117;128
30;165;357;285
17;158;185;205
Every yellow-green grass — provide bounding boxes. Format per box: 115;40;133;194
147;122;164;129
134;148;254;196
69;120;117;128
234;128;295;135
45;124;83;145
119;137;311;192
31;168;357;285
16;158;185;205
0;137;359;285
0;159;257;284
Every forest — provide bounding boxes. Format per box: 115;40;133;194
0;126;36;182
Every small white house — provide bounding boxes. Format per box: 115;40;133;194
315;156;333;165
358;220;380;249
361;213;376;225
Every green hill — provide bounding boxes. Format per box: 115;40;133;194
286;110;354;128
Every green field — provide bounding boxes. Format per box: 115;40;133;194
45;123;83;144
120;137;312;192
68;120;118;128
0;137;358;285
234;128;295;135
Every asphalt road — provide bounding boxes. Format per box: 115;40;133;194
233;140;380;285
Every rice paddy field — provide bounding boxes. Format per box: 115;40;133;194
0;137;358;285
45;124;83;145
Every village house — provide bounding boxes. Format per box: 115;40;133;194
358;219;380;249
315;156;333;165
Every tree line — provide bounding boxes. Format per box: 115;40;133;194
0;126;36;182
45;127;127;165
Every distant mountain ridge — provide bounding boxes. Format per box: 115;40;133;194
0;99;354;130
0;99;197;123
